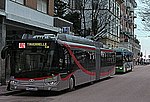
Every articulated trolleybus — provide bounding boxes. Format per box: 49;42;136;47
1;34;116;91
114;48;134;73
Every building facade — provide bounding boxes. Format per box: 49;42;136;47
119;0;140;59
99;0;123;48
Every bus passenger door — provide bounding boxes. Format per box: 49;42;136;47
58;47;71;90
59;47;71;73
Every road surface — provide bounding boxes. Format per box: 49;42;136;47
0;65;150;102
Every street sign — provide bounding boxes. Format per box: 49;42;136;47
62;27;70;33
19;43;26;48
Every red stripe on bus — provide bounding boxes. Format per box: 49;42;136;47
60;72;75;81
101;49;113;52
15;76;56;81
69;45;96;50
64;43;96;76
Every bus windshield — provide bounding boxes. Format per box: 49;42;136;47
116;52;123;66
13;42;59;78
116;51;133;66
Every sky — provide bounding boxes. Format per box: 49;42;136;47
135;0;150;59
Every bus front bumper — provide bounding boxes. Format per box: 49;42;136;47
9;83;58;91
116;67;124;73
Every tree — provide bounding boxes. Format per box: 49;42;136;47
138;0;150;31
68;0;117;40
54;0;68;18
91;0;110;40
64;12;81;35
55;0;118;40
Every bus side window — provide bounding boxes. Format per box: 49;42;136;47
59;47;72;72
59;47;64;69
1;46;10;59
63;48;71;71
59;47;70;71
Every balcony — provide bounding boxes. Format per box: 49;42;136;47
116;0;124;4
131;0;137;8
120;31;132;37
0;9;6;16
129;7;134;13
0;0;5;10
126;1;131;9
134;15;137;18
128;18;134;24
134;24;137;28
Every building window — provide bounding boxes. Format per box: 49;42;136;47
11;0;24;4
37;0;48;13
116;3;120;17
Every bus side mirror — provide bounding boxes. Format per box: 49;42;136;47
1;46;9;59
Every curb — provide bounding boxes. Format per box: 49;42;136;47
0;85;23;96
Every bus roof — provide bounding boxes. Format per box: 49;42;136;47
114;47;131;52
57;34;96;47
114;47;133;55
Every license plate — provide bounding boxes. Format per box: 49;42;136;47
26;87;38;91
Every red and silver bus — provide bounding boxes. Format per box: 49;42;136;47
1;34;116;91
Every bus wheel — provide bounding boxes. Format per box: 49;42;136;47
131;66;133;72
124;68;126;73
69;77;75;91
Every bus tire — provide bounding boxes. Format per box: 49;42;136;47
131;66;133;72
69;77;75;91
124;68;126;73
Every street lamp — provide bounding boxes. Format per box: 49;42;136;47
142;19;145;21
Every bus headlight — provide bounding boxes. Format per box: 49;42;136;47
46;81;57;86
10;80;18;85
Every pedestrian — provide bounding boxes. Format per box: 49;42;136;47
136;58;139;65
140;58;143;65
7;80;11;91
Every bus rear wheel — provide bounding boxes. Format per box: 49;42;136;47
69;77;75;91
131;66;133;72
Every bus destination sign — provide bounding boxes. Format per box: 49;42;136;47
27;43;49;48
19;43;49;48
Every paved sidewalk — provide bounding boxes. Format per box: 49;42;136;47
0;85;22;96
0;85;8;95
